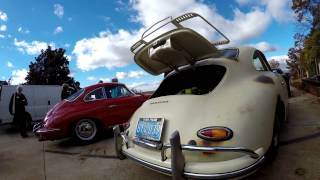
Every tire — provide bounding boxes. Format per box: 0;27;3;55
265;112;281;162
73;119;98;143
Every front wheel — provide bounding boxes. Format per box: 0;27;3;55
73;119;98;143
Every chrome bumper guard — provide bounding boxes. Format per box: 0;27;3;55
33;121;44;133
113;126;263;180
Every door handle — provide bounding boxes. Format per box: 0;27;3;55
108;104;118;108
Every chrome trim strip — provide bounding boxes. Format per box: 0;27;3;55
127;135;259;160
133;138;163;150
36;128;61;133
123;150;265;179
184;156;265;179
181;145;259;159
160;144;259;161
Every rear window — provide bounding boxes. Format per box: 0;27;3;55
66;88;84;102
219;48;239;59
151;65;226;99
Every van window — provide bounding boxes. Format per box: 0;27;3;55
66;88;84;102
151;65;226;98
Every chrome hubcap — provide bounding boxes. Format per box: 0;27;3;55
76;120;96;140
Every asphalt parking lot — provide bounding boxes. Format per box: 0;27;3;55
0;88;319;180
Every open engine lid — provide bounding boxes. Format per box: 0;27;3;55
131;13;230;75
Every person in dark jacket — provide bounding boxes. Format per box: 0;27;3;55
9;86;28;137
61;83;72;100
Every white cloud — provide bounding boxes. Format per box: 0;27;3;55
250;41;276;52
54;4;64;18
18;27;30;34
268;55;289;71
14;38;55;55
73;0;290;71
0;34;5;38
11;69;28;85
64;43;71;47
7;61;13;68
235;0;292;22
236;0;252;5
128;70;146;78
72;29;141;71
69;72;75;77
0;24;7;31
54;26;63;34
87;76;110;82
87;76;97;81
99;77;110;82
116;72;127;80
127;81;160;92
0;10;8;21
66;54;72;61
114;70;147;80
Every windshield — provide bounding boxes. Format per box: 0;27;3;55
65;88;84;102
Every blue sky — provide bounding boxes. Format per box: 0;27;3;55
0;0;295;90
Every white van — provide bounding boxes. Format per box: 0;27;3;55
0;85;62;125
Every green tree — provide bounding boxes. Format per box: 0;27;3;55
292;0;320;32
25;46;74;85
269;59;280;69
303;30;320;75
289;0;320;78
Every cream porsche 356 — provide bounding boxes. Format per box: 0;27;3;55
113;13;288;179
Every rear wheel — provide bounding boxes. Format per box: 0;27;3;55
73;119;97;143
265;112;280;162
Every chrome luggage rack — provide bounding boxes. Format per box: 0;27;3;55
130;12;230;54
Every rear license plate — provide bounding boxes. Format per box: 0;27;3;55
136;118;164;141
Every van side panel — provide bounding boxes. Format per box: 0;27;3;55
0;86;16;123
0;85;62;124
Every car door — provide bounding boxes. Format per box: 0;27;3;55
103;85;143;126
82;87;107;122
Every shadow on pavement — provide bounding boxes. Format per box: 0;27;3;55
280;131;320;146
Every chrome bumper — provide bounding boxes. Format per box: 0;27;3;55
113;126;264;180
33;121;44;133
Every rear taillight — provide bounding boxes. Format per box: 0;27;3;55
197;127;233;141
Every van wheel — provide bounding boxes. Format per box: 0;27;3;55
266;112;280;162
73;119;97;143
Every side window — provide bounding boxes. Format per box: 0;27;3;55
252;51;268;71
105;86;132;99
84;88;105;101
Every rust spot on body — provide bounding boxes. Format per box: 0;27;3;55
255;75;274;84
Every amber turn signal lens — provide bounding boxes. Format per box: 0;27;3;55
197;127;233;141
